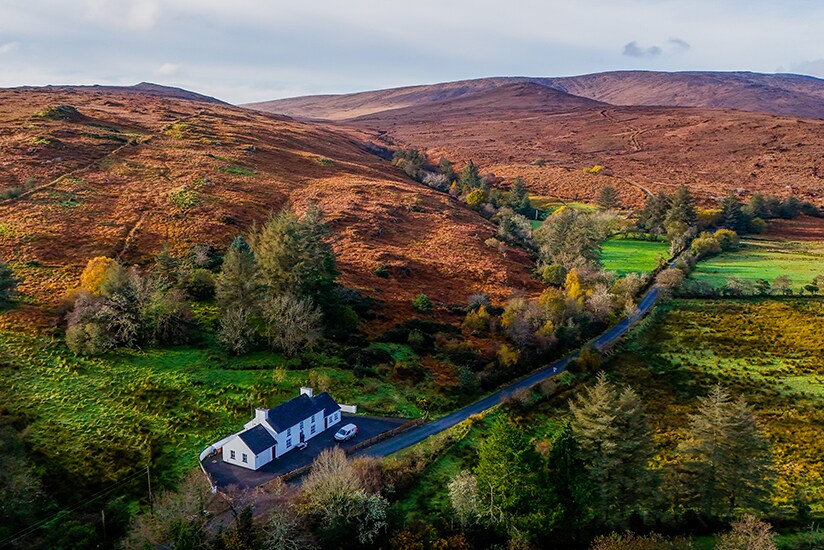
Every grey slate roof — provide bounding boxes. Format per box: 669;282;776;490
264;392;340;433
237;424;275;455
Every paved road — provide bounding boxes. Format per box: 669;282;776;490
354;286;661;459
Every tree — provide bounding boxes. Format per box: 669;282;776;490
719;193;749;233
475;418;553;534
438;157;457;183
591;532;695;550
262;504;314;550
772;275;792;295
547;423;595;536
0;259;19;304
569;373;656;528
458;160;481;190
448;471;480;527
666;185;697;228
216;236;263;310
744;193;769;220
139;288;194;346
535;208;605;270
639;192;670;236
507;178;533;215
219;305;258;355
716;515;777;550
595;185;621;209
254;205;338;300
302;448;387;545
79;256;116;294
675;386;773;518
262;293;322;356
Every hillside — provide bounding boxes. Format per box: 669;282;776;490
0;86;538;326
246;71;824;121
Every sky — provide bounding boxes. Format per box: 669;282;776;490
1;0;823;104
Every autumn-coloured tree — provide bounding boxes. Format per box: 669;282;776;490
79;256;116;294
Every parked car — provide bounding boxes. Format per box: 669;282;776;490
334;423;358;442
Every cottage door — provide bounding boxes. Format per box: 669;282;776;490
300;430;305;444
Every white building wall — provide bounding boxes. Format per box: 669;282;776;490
325;409;342;430
222;436;257;470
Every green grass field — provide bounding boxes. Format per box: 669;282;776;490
691;238;824;291
0;327;423;496
600;237;669;275
529;196;597;228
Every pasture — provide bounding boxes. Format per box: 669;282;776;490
691;238;824;291
600;237;668;275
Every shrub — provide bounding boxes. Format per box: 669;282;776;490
584;164;604;174
690;232;722;259
372;263;389;278
412;294;433;313
178;268;215;300
0;260;19;304
465;188;487;207
540;264;568;286
79;256;116;294
36;105;81;120
497;343;520;367
713;228;740;250
467;292;490;310
463;306;491;335
169;186;201;210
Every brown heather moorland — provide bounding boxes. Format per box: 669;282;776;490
0;86;538;327
251;76;824;208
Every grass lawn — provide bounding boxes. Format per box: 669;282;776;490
0;326;424;498
601;237;669;275
691;238;824;291
606;298;824;515
529;196;597;228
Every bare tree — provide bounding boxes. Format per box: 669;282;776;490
262;293;323;356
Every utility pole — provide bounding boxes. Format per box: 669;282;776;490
147;464;153;514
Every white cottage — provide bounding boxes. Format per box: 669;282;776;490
221;387;342;470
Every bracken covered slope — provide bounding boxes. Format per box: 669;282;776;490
0;86;538;325
249;78;824;208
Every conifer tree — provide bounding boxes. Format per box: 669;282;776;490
475;419;553;533
569;373;656;528
507;177;533;216
640;191;670;235
675;386;773;518
459;160;481;190
666;185;697;227
595;185;621;210
719;193;749;233
216;236;263;311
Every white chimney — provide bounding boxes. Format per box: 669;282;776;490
300;386;313;398
255;407;268;423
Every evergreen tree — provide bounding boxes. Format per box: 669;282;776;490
438;157;457;183
639;192;670;235
0;259;19;304
569;373;656;528
665;185;697;227
506;177;533;216
535;208;604;270
595;185;621;210
254;205;338;300
719;193;749;233
744;193;769;220
216;236;263;311
475;418;555;535
675;386;773;518
459;160;481;190
548;423;596;540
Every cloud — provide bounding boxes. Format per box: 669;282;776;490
783;59;824;78
668;37;691;51
155;62;181;77
83;0;160;30
0;41;20;55
623;41;662;58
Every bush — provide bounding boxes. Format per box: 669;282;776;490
412;294;433;313
713;228;740;250
690;232;722;259
79;256;116;294
0;260;19;304
463;306;491;335
465;188;487;207
177;268;215;300
169;186;201;210
540;264;568;286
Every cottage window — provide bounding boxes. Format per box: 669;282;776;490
300;420;304;429
310;425;316;434
287;427;291;437
286;438;292;448
242;453;248;463
311;416;316;424
230;450;236;460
